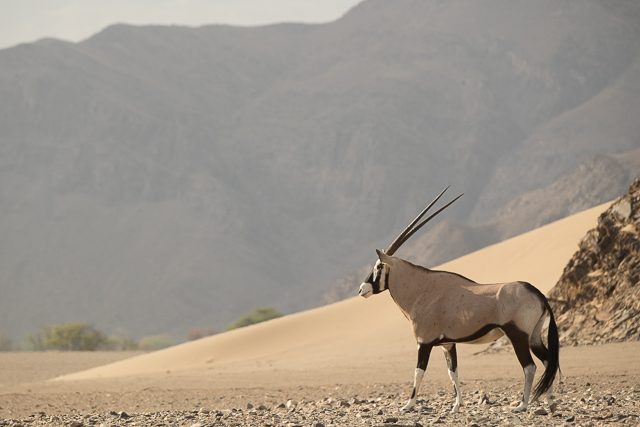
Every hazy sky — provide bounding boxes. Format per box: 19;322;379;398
0;0;363;49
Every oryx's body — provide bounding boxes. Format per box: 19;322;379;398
384;258;540;346
357;188;559;414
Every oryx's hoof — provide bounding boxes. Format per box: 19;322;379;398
450;403;460;414
400;401;415;412
511;402;527;413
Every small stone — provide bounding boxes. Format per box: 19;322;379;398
189;423;202;427
117;411;131;419
565;415;575;422
384;416;399;423
257;404;268;410
549;402;558;413
533;408;548;416
312;423;325;427
69;422;83;427
285;399;297;410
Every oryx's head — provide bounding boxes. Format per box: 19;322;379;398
358;249;392;298
358;186;462;299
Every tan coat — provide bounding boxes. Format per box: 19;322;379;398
379;252;545;345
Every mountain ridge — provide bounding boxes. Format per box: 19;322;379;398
1;0;639;339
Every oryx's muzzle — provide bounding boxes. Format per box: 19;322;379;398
359;282;373;298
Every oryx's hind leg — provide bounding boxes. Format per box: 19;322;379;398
401;343;433;412
530;314;554;402
442;344;461;413
503;324;536;413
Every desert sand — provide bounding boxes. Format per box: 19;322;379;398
2;201;639;426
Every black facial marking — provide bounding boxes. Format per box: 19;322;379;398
369;264;390;294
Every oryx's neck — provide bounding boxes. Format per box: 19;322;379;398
386;259;471;320
387;260;439;317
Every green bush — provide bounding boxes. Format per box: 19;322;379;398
0;332;12;351
227;307;283;330
36;323;108;351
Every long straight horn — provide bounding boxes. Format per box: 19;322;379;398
385;186;450;255
395;193;463;249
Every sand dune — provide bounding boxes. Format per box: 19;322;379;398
59;202;610;382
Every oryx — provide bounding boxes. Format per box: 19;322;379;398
358;188;559;414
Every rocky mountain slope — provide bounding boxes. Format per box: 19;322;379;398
549;178;640;346
1;0;640;339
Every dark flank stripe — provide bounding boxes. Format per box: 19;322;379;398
428;323;500;346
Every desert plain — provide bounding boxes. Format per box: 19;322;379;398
1;202;639;426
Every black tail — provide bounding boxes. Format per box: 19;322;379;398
532;298;559;401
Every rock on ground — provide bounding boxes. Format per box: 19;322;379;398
1;378;638;427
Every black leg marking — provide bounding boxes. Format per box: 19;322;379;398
443;344;458;395
410;386;417;399
443;344;458;373
417;343;433;370
503;322;537;410
531;342;549;365
410;344;433;399
502;323;534;368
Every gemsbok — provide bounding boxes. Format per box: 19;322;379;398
358;188;559;413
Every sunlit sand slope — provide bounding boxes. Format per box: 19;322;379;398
60;203;610;381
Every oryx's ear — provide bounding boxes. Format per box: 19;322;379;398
376;249;392;264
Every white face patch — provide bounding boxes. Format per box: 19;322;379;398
358;282;373;298
372;260;382;281
373;260;387;292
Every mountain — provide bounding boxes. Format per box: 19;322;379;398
549;177;640;345
1;0;639;339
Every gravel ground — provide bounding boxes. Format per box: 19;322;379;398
2;377;638;426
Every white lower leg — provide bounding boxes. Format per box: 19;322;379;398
401;368;425;412
513;364;536;413
448;368;461;413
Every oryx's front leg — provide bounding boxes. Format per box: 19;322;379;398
442;344;461;413
401;343;432;412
